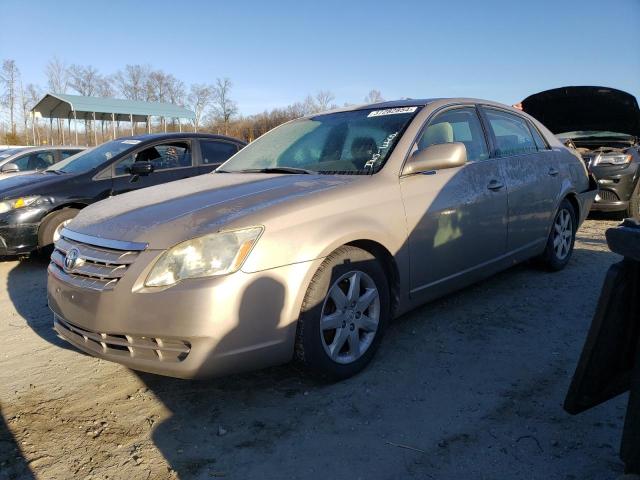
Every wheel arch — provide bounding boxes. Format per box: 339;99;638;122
37;202;88;246
345;239;401;318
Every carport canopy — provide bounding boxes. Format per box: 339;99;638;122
31;93;195;122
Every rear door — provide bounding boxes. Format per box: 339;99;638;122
480;107;561;252
198;139;241;174
400;105;509;293
110;139;198;195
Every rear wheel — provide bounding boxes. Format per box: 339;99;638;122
38;208;80;253
295;246;390;380
539;199;576;271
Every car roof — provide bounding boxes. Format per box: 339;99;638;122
120;132;247;144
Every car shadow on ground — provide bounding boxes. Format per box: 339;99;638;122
136;246;624;479
5;253;78;352
0;407;35;480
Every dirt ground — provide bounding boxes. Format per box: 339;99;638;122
0;218;631;480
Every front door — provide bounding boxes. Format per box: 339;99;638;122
110;140;198;195
400;106;508;295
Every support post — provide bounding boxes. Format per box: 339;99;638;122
73;111;78;145
130;114;134;136
49;117;53;145
92;112;98;145
31;113;36;145
61;117;65;144
147;116;151;134
163;116;167;133
112;113;116;139
178;118;182;133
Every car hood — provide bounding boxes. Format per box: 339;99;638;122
0;172;67;199
69;173;360;249
520;86;640;137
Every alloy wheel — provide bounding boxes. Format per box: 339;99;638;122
320;270;380;365
552;208;573;260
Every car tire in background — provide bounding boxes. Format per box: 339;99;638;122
38;208;80;253
539;199;577;271
624;181;640;220
295;246;390;380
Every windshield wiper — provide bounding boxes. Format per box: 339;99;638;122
44;169;64;174
235;167;315;175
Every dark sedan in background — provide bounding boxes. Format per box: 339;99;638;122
520;86;640;218
0;133;245;256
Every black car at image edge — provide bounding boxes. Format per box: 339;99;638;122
0;133;245;256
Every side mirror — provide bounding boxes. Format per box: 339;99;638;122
402;142;467;175
1;163;19;174
129;161;154;176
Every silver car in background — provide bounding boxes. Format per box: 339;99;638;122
48;98;597;379
0;146;85;176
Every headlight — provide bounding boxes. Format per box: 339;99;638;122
0;196;50;214
592;153;632;166
145;227;263;287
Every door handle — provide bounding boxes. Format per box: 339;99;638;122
487;179;504;191
548;168;559;176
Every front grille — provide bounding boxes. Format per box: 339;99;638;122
54;314;191;362
597;190;620;202
49;232;142;291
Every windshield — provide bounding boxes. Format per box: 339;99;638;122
219;107;420;174
558;130;634;140
47;140;136;173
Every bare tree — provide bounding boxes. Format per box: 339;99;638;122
364;89;384;103
45;56;69;93
68;64;101;96
24;83;42;144
114;64;150;100
188;83;213;131
211;78;238;135
315;90;335;112
0;59;20;136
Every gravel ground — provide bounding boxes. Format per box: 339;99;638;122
0;218;630;480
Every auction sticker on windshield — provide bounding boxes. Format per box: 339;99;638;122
367;107;418;117
121;140;141;145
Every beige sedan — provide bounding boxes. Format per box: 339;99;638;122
48;98;597;379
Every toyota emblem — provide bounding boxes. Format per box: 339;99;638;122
64;248;80;271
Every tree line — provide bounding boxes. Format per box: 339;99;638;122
0;57;384;145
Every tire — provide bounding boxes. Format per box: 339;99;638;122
38;208;80;252
295;246;390;380
624;181;640;220
539;199;577;271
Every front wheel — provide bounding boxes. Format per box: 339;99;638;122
38;208;80;253
295;246;390;380
538;199;577;271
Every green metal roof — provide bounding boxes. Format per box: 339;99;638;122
32;92;195;122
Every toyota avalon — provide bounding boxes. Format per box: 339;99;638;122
48;98;597;379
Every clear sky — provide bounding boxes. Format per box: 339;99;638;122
1;0;639;115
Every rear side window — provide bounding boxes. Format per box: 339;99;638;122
484;109;537;157
200;141;239;165
528;123;549;150
416;107;489;162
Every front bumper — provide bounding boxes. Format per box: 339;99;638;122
48;249;322;379
0;207;46;255
589;162;639;212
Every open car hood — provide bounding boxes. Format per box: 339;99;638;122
521;86;640;137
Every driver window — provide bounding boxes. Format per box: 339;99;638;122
114;141;192;176
416;107;489;162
